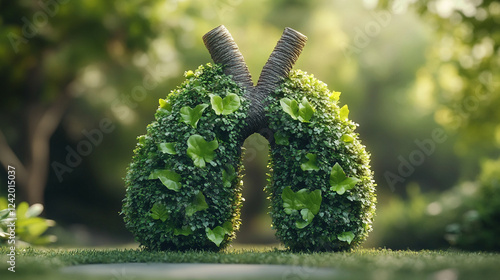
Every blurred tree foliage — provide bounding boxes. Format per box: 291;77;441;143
372;0;500;250
380;0;500;176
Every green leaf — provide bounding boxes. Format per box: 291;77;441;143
206;226;227;247
148;169;182;191
332;177;361;195
26;203;44;218
222;165;237;188
329;91;341;103
174;225;193;236
340;105;349;120
186;134;218;168
341;134;354;143
338;231;355;244
330;163;360;195
159;98;172;111
282;186;304;214
185;70;194;78
301;153;320;171
274;131;289;146
158;142;177;155
185;191;209;217
295;219;310;229
180;104;209;128
280;98;299;120
210;93;241;115
222;221;233;233
282;186;322;228
302;189;322;215
137;135;146;145
150;202;169;222
300;208;314;222
330;163;347;185
298;97;315;122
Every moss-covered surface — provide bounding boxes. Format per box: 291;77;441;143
1;247;499;280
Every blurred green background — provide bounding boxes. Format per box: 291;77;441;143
1;0;499;251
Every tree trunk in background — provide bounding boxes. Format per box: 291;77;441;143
0;85;70;205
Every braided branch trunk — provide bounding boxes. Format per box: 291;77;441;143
203;25;307;138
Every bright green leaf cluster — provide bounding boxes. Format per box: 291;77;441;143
150;202;169;222
330;163;360;195
0;198;56;246
300;153;320;171
158;142;177;155
148;169;182;192
180;104;209;128
282;186;322;229
337;231;355;244
206;221;233;247
185;191;209;217
187;134;218;168
280;97;315;122
210;93;241;115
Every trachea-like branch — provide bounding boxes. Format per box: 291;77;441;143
256;27;307;95
203;25;253;89
202;26;307;139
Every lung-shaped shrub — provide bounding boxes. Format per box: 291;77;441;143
122;25;376;251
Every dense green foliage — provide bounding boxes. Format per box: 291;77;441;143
266;70;376;251
122;63;249;251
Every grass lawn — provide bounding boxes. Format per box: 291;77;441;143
1;245;499;280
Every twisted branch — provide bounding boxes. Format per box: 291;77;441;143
202;25;307;137
203;25;253;90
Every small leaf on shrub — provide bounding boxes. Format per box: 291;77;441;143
180;104;209;128
274;131;289;146
341;134;354;143
298;97;315;122
329;91;341;103
211;93;241;115
337;231;355;244
330;163;360;195
149;169;182;192
185;191;209;217
206;226;227;247
137;135;146;145
282;186;322;228
158;142;177;155
296;208;315;228
159;98;172;111
280;98;299;120
340;105;349;120
301;153;320;171
222;165;237;188
222;221;233;232
174;225;193;236
187;134;218;168
150;202;169;222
